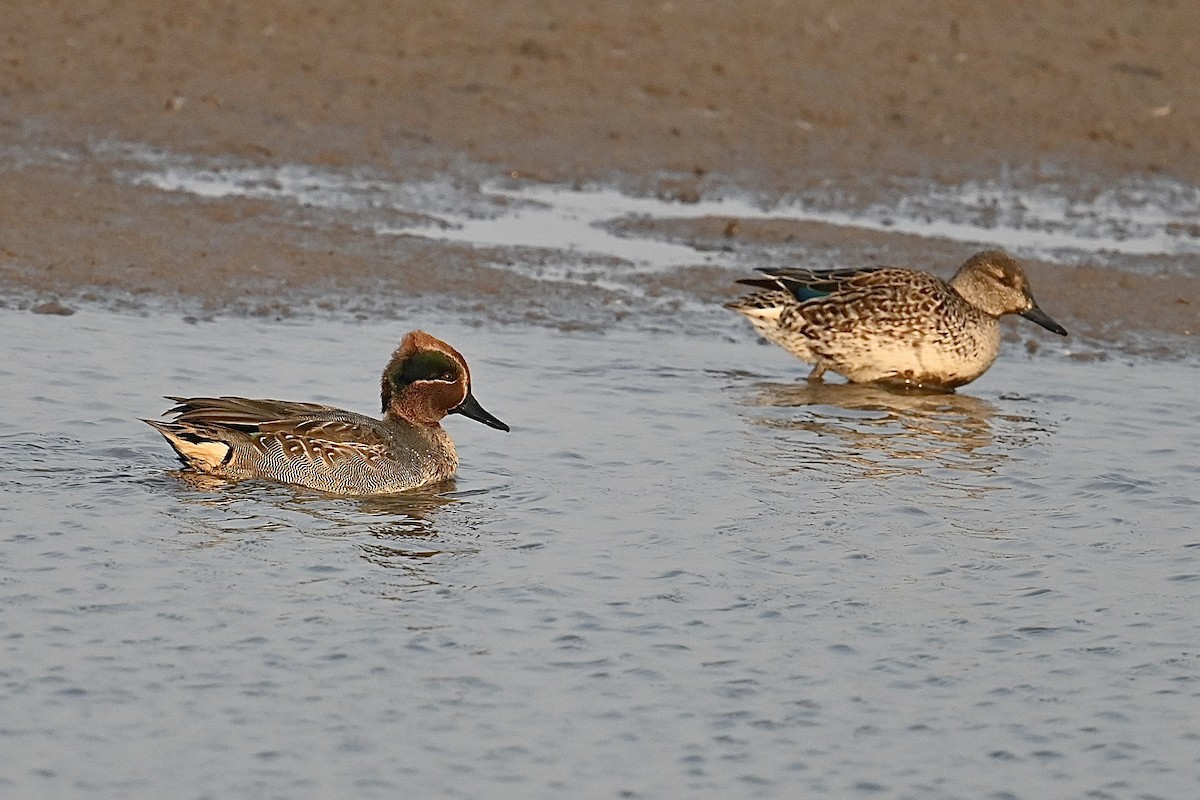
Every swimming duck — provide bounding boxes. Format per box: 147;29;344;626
145;330;508;494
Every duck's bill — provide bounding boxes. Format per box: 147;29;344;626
454;392;510;432
1020;305;1068;336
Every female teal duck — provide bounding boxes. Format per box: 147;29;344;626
145;330;509;494
726;250;1067;389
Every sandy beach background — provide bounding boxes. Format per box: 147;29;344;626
2;0;1197;342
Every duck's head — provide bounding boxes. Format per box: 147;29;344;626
949;250;1068;336
381;331;510;431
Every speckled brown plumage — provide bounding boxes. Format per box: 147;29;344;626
726;250;1067;389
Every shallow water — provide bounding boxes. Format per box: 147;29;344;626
122;143;1200;266
3;306;1199;799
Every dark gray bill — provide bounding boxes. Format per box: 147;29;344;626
453;391;510;431
1020;305;1068;336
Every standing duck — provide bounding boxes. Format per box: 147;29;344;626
726;250;1067;389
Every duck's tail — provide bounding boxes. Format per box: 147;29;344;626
724;290;788;320
143;419;233;472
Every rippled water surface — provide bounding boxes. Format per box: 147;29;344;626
3;306;1198;799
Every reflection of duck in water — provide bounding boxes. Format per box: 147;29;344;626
166;473;475;582
727;250;1067;390
744;381;1042;479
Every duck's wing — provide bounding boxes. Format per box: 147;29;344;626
781;269;953;335
156;396;393;463
162;396;344;428
737;266;911;301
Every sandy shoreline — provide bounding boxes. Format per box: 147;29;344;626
2;1;1197;346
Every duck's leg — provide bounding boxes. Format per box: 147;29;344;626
805;363;827;382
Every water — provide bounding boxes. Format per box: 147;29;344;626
121;144;1200;266
3;304;1199;799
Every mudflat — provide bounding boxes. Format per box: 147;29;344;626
2;1;1197;341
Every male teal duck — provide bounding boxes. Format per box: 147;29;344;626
145;330;508;494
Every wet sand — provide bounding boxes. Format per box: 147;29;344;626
2;1;1197;344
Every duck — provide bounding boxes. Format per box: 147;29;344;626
726;249;1067;389
145;330;508;494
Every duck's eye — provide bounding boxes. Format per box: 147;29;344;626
438;371;456;382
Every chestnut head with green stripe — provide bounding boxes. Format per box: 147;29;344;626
382;331;509;431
